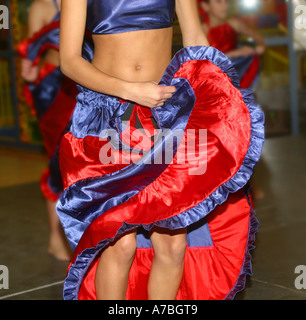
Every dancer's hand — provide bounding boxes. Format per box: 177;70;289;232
226;46;255;59
127;81;176;108
236;46;256;57
21;58;39;83
255;45;265;55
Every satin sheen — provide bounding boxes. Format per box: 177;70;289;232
86;0;176;34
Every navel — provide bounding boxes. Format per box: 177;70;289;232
135;65;141;71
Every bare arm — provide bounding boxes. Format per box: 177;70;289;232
21;0;48;82
59;0;175;108
59;0;128;97
227;18;266;58
27;0;47;37
176;0;209;47
226;46;257;59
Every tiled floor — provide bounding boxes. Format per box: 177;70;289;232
0;135;306;300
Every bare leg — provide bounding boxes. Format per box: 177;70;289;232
46;200;73;261
148;227;187;300
95;231;137;300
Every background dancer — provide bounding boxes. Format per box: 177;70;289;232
18;0;77;261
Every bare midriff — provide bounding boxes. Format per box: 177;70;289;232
91;27;173;83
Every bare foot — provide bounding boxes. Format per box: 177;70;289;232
252;185;265;200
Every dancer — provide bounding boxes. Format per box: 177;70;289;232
198;0;265;89
57;0;265;300
198;0;265;199
18;0;77;261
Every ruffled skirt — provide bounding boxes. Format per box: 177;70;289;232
57;46;265;300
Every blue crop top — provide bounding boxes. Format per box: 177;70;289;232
86;0;176;35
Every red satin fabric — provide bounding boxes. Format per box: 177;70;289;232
60;106;159;189
60;132;141;190
62;59;252;299
78;189;251;300
38;72;78;158
60;60;250;191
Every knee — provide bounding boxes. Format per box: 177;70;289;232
110;233;137;263
153;236;187;266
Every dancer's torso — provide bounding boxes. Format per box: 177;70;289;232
88;0;176;83
206;22;237;53
205;19;237;53
202;14;237;54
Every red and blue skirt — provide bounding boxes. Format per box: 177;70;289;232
57;46;265;300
